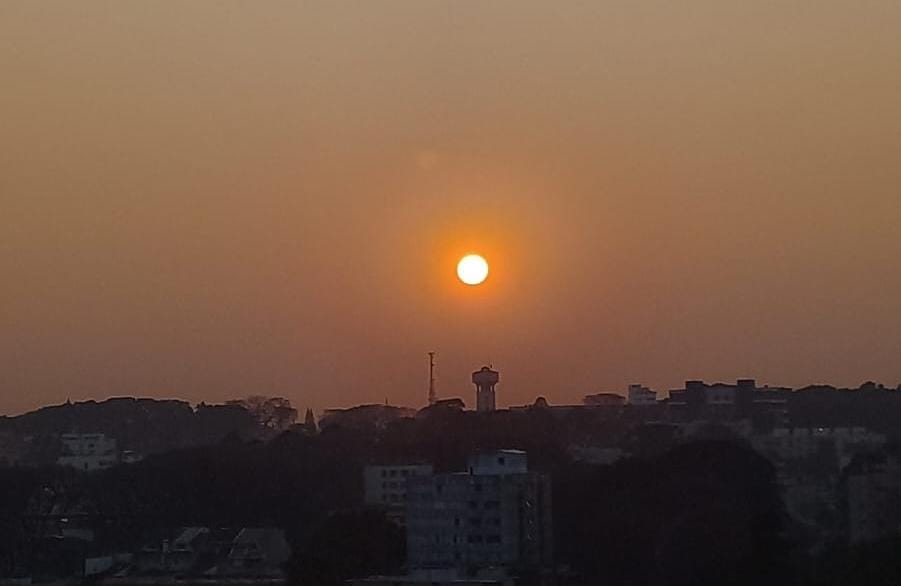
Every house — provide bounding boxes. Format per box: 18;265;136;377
225;528;291;576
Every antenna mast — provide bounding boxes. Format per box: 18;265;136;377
428;351;437;406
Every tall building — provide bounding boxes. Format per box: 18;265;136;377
472;367;499;413
406;450;552;571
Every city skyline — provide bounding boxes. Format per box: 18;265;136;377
5;372;898;420
4;2;901;415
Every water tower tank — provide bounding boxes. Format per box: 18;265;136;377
472;366;499;412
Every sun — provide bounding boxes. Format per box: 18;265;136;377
457;254;489;286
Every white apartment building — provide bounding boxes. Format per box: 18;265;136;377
406;450;552;571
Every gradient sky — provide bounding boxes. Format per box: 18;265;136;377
3;1;901;415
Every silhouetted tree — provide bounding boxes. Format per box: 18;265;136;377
227;396;298;432
812;536;901;586
285;510;404;586
554;440;790;586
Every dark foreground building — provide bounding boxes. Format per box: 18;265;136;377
405;450;553;571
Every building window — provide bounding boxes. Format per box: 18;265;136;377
498;457;505;465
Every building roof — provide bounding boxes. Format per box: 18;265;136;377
229;527;291;563
173;526;209;549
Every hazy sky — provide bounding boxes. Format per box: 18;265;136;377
3;1;901;415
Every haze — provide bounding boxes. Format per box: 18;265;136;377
2;1;901;415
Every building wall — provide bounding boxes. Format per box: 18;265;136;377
753;427;886;467
704;384;736;405
847;456;901;544
627;385;657;406
365;464;434;523
406;466;552;571
583;393;625;407
58;433;118;471
466;451;528;476
668;380;790;423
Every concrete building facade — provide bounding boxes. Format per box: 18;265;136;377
406;450;552;572
627;384;657;406
365;464;435;524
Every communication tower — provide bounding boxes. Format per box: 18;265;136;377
428;352;437;406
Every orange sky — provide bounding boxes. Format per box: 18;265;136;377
2;2;901;415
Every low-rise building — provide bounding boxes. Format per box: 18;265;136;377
668;379;790;422
583;393;625;407
134;527;212;574
57;433;118;471
627;384;657;406
226;528;291;576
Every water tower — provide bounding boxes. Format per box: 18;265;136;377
472;366;499;412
